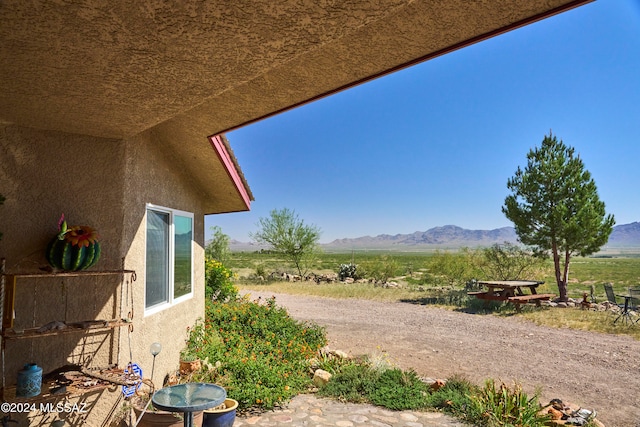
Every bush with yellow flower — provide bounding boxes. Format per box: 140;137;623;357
205;257;238;302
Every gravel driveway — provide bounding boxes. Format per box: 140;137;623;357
242;289;640;427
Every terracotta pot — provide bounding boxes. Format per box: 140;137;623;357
179;359;201;375
202;398;238;427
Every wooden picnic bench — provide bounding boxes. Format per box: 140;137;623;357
468;280;554;311
507;293;555;310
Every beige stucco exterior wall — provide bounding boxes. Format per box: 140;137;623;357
0;125;126;271
0;124;206;426
119;127;206;394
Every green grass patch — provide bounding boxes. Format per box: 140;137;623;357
468;379;550;427
520;306;640;339
366;368;430;410
317;362;378;403
241;281;425;301
317;358;553;426
230;250;640;301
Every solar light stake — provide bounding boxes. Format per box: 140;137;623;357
150;342;162;385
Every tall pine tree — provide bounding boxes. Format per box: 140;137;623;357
502;133;615;301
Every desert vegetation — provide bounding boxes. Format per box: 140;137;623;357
227;248;640;340
181;295;578;426
198;226;638;426
190;231;638;426
230;248;639;299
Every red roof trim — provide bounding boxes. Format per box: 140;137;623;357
209;134;252;210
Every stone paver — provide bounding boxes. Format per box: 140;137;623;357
234;394;468;427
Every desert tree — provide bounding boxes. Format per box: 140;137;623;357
250;208;321;276
502;133;615;301
477;242;546;281
428;248;481;288
205;225;230;264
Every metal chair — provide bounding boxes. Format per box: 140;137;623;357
628;287;640;323
604;283;624;309
604;283;632;324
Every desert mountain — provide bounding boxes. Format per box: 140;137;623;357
607;221;640;247
325;225;517;249
322;222;640;250
226;222;640;251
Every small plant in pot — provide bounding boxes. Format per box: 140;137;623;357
179;348;201;375
180;319;207;375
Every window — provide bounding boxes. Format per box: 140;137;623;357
145;204;194;314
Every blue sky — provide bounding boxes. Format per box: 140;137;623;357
206;0;640;244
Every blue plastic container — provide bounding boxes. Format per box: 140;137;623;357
17;363;42;397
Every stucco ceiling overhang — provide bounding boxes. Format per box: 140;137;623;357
0;0;592;213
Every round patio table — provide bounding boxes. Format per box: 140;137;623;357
151;382;226;427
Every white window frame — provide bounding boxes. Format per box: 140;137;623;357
144;203;194;316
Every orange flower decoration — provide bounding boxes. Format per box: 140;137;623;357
64;225;99;247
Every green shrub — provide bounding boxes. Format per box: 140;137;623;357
317;362;378;403
424;375;480;420
197;297;326;411
205;225;231;264
205;257;238;302
427;249;481;287
366;368;428;410
477;243;547;281
321;365;550;426
183;318;224;358
319;363;429;410
255;263;267;278
363;256;400;283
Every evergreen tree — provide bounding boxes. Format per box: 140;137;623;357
502;133;615;301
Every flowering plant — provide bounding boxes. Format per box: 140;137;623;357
183;320;206;356
205;258;237;302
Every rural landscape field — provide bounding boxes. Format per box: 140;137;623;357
193;218;640;427
224;246;640;426
227;222;640;311
229;249;640;292
227;244;640;337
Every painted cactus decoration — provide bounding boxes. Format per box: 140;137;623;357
46;214;101;271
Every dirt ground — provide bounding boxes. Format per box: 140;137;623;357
242;289;640;427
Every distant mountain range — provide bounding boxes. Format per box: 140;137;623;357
325;225;518;249
607;222;640;247
228;222;640;251
322;222;640;250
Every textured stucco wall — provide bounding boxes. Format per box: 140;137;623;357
0;1;590;140
0;124;205;426
0;125;129;425
116;128;206;417
0;125;126;271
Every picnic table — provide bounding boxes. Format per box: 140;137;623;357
468;280;554;311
